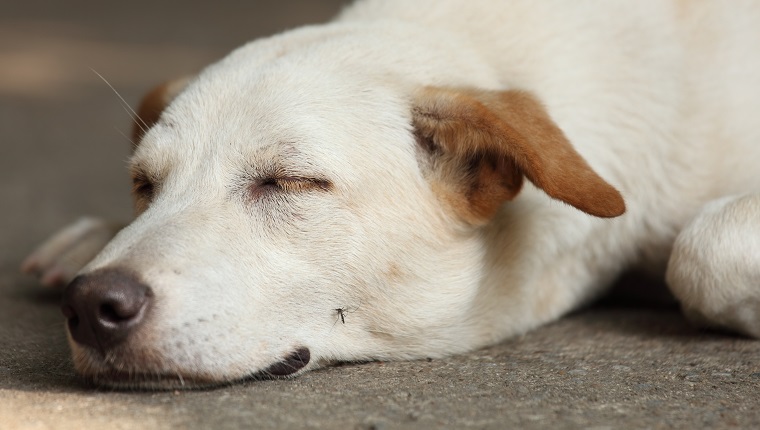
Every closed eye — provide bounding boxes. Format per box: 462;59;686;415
132;176;155;197
130;170;157;213
250;176;332;199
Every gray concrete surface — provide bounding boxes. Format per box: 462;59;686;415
1;1;759;428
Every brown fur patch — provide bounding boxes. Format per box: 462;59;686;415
131;77;192;147
412;87;625;223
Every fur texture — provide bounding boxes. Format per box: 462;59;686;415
22;0;760;389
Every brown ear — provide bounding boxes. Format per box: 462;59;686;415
412;87;625;224
132;76;193;146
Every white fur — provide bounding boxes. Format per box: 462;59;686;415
667;195;760;337
24;0;760;387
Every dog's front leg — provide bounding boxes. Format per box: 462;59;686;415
666;194;760;337
21;217;124;287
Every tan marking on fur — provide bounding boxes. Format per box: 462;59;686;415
132;77;192;146
368;330;395;341
673;0;691;20
385;263;404;284
412;87;626;223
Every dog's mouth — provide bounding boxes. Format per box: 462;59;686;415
78;347;312;390
255;347;311;377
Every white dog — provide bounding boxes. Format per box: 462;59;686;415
22;0;760;388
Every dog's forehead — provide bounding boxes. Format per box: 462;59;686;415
168;72;349;145
164;30;427;144
135;59;415;184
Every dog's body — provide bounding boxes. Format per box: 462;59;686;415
22;0;760;388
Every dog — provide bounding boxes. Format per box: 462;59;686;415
21;0;760;389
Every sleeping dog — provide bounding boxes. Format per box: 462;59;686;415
22;0;760;388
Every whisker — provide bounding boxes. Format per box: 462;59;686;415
118;104;146;136
114;126;137;147
90;68;149;133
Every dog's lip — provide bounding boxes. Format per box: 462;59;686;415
257;346;311;377
82;347;313;390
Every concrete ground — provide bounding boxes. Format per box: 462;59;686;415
1;1;759;428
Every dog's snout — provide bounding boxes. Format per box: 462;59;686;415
61;269;152;352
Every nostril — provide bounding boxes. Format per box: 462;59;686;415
61;269;152;351
96;288;150;326
98;303;122;324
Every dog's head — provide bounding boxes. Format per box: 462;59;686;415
62;30;624;388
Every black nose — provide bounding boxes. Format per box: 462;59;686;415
61;269;152;353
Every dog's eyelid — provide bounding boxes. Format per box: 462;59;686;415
130;169;155;185
131;173;155;196
277;176;332;188
128;161;163;198
247;175;333;199
261;176;332;190
128;162;158;183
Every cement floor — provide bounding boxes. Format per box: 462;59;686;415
2;1;759;428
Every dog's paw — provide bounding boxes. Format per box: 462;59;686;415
666;194;760;338
680;299;760;338
21;217;124;288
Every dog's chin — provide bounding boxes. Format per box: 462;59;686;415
87;370;230;391
70;344;314;391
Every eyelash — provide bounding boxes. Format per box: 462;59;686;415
251;176;331;198
131;175;155;198
129;173;332;203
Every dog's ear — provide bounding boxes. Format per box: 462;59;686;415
412;87;625;225
132;77;193;146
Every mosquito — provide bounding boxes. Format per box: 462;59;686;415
332;304;361;327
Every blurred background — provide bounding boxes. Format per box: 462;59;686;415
0;0;345;269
